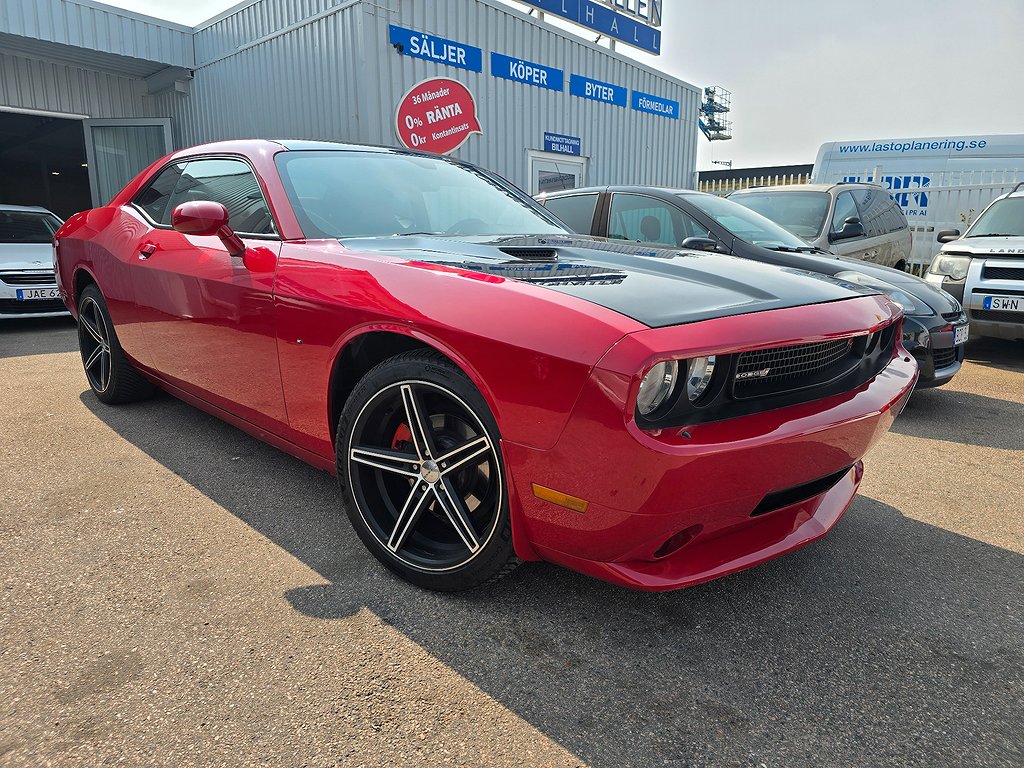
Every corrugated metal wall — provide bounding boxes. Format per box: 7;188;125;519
0;0;193;69
365;0;699;190
0;49;153;118
160;0;700;190
152;2;364;149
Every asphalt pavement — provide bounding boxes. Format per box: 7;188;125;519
1;316;1021;767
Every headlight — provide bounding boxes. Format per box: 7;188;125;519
685;356;716;401
637;360;678;416
928;253;971;281
834;271;931;316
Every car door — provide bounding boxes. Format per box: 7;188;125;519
828;190;870;260
606;193;713;247
127;156;288;427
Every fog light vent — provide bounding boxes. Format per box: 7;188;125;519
654;524;703;559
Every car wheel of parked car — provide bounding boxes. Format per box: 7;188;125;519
337;350;518;591
77;284;155;404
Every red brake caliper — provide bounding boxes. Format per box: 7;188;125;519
391;423;413;452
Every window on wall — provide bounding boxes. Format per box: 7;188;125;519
830;191;861;235
609;193;709;246
542;194;599;234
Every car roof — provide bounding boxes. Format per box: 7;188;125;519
538;185;701;200
168;138;430;160
0;204;58;214
729;182;887;195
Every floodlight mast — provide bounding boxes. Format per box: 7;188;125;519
699;86;733;141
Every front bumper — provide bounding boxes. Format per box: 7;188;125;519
505;297;918;591
0;271;69;319
928;260;1024;341
902;313;968;388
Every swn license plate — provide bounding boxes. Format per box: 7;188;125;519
953;324;969;345
983;295;1022;312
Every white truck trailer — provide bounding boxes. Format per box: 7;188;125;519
812;134;1024;267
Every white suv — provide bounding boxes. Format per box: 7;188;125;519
926;186;1024;341
0;205;67;319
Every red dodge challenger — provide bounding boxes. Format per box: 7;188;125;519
53;140;918;591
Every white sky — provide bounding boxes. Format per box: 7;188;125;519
96;0;1024;170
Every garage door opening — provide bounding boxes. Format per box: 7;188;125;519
0;111;90;221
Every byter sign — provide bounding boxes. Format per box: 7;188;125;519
395;78;482;155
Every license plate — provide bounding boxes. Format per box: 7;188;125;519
982;295;1023;312
16;287;60;301
953;324;969;345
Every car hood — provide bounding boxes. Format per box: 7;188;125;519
941;236;1024;255
0;242;54;271
742;246;961;317
339;234;874;329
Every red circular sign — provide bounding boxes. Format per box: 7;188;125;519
395;78;482;155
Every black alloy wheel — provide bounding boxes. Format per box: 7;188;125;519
337;350;518;591
76;284;154;404
78;292;112;395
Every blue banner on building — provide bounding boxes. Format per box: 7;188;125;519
524;1;662;55
388;25;483;72
491;53;564;91
543;132;582;155
631;90;679;119
569;74;627;107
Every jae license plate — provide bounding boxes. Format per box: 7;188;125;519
16;287;60;301
982;295;1022;312
953;324;969;345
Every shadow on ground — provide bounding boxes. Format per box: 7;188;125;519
0;316;77;359
82;391;1023;768
896;386;1023;450
965;337;1024;373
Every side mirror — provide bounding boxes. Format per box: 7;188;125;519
830;217;865;242
680;237;719;252
936;228;961;243
171;201;246;257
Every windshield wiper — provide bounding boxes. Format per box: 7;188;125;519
965;233;1018;238
764;245;815;253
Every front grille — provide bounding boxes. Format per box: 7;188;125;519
733;337;857;399
0;271;55;286
0;298;66;314
982;265;1024;281
972;309;1023;323
932;346;958;370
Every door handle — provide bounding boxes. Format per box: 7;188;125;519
139;243;157;260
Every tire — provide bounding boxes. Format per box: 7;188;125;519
337;349;519;591
77;284;155;405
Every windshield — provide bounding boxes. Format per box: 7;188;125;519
966;196;1024;238
0;211;61;243
729;191;830;240
275;151;568;239
677;193;811;249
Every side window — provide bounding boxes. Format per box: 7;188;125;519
166;158;276;235
851;188;886;238
831;191;860;235
543;194;599;234
608;194;705;246
134;163;185;224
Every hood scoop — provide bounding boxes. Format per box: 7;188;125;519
499;247;557;261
